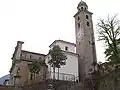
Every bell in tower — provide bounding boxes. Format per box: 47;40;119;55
74;1;97;80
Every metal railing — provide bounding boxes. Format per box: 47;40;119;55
46;71;75;81
25;71;75;85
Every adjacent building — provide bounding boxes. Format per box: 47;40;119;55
9;41;47;85
46;40;78;80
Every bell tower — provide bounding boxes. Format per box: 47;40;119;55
74;1;97;80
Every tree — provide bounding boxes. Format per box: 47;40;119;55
28;60;45;79
104;39;120;63
48;45;67;79
97;15;120;65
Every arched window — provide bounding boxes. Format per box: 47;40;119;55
81;7;83;10
65;46;68;51
86;15;89;20
17;67;20;74
86;22;90;26
78;23;80;28
30;74;33;80
89;41;90;44
30;55;32;58
78;17;80;21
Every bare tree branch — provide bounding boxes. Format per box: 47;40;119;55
97;15;120;65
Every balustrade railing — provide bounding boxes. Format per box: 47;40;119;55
25;71;76;85
46;71;75;81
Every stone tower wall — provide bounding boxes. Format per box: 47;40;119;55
74;4;97;79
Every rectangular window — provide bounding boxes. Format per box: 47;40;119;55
17;67;20;74
89;41;90;44
65;46;68;51
86;15;89;20
30;55;32;59
78;23;80;28
30;74;33;80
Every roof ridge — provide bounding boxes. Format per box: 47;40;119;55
49;40;76;47
21;50;46;56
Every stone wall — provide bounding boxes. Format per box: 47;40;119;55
0;82;46;90
81;67;120;90
4;69;120;90
22;81;46;90
98;68;120;90
0;85;22;90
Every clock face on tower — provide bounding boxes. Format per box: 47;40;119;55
77;27;84;42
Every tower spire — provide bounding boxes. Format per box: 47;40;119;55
77;0;88;10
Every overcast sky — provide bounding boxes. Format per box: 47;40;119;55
0;0;120;77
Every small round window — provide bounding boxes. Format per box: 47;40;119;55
86;22;90;26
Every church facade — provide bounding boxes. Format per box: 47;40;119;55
8;0;97;85
46;40;78;80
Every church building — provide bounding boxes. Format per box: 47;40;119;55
8;0;97;85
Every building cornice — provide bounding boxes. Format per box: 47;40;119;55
62;50;79;56
74;10;93;17
46;50;78;57
21;50;46;56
